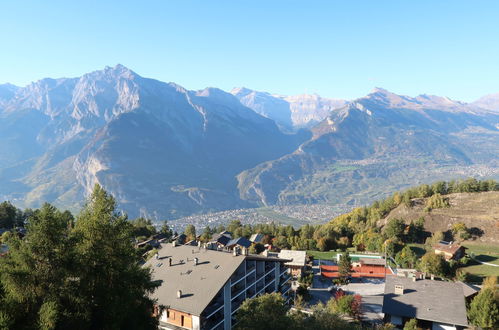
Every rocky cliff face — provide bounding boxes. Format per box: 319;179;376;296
1;67;499;219
0;65;306;217
237;89;499;207
231;87;348;129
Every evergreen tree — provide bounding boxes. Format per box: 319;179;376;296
73;184;158;329
0;203;80;329
468;287;498;329
338;252;352;284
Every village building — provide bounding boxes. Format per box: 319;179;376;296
249;233;264;244
208;233;231;248
225;237;252;250
382;276;468;330
144;243;291;330
433;241;465;260
277;250;307;277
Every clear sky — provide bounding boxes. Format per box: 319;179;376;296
0;0;498;102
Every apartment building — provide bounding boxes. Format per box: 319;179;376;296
144;243;292;330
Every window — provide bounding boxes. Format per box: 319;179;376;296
181;315;185;327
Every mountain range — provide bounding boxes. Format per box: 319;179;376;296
1;65;498;219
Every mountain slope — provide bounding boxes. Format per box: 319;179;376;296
237;89;499;207
383;191;499;243
231;87;348;129
0;65;307;217
1;67;499;219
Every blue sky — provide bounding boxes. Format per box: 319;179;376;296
0;0;498;102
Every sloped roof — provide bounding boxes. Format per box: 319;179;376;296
278;250;306;267
210;233;230;246
219;231;232;238
433;242;464;256
249;233;264;243
458;281;480;298
226;237;251;248
382;276;468;327
144;244;246;315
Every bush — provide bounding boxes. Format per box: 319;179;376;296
424;193;449;212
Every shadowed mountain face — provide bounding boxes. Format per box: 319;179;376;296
0;67;498;218
0;65;307;217
237;89;499;207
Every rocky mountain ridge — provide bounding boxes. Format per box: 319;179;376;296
1;65;499;219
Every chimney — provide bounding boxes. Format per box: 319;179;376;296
194;257;198;266
394;285;405;295
177;290;182;299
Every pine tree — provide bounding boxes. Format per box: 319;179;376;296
0;203;80;329
338;252;352;284
468;288;499;329
73;184;158;329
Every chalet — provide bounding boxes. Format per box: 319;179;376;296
225;237;252;250
219;231;232;239
172;234;187;245
433;241;465;260
136;238;161;249
277;250;307;277
249;233;264;244
208;233;231;248
144;243;291;330
382;276;468;330
458;281;480;303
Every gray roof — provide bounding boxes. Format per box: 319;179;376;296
226;237;251;248
278;250;306;267
458;281;480;298
144;244;246;315
209;233;230;246
382;276;468;327
249;233;264;243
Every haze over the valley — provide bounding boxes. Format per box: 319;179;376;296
0;65;498;220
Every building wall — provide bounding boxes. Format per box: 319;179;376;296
164;308;193;329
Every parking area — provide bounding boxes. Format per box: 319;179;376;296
307;260;385;324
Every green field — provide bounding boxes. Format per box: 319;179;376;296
463;242;499;265
407;243;428;257
459;242;499;283
307;250;339;260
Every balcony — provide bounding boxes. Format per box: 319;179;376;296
264;261;275;274
256;261;265;277
230;266;246;286
204;300;224;319
231;281;245;299
204;313;224;330
255;279;264;293
264;279;275;294
279;263;287;274
246;272;256;287
245;260;256;273
231;293;246;314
